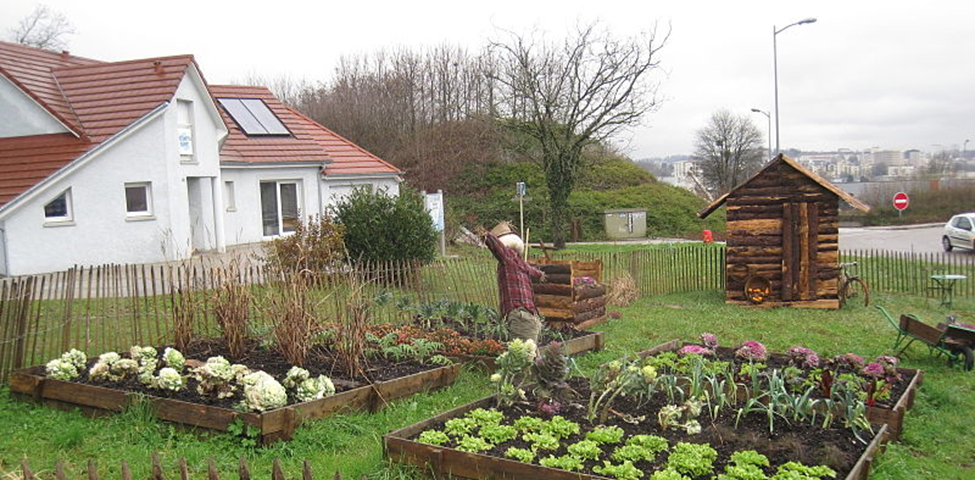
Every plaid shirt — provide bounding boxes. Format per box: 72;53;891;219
485;233;544;316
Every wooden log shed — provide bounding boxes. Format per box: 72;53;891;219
698;154;871;309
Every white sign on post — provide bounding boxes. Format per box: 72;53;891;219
425;191;445;232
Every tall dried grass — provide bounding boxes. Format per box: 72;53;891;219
335;270;371;378
170;286;197;351
211;263;252;359
607;272;640;307
262;271;314;367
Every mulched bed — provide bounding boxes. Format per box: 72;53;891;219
67;338;448;410
414;377;871;478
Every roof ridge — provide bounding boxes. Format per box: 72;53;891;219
0;40;104;65
52;54;195;73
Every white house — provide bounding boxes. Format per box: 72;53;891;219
0;42;401;276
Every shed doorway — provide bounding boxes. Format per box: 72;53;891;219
781;202;819;301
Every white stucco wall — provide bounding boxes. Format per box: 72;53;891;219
0;75;70;138
221;165;324;246
0;68;227;275
323;176;402;208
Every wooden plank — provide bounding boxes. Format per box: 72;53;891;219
574;284;606;301
371;364;462;411
573;296;606;314
807;203;820;300
538;307;574;320
727;218;783;232
781;202;795;301
535;294;573;310
531;284;573;296
798;203;811;300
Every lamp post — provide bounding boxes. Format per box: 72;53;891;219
964;139;970;158
751;108;772;159
774;17;817;155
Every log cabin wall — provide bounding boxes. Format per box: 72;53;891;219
724;161;840;307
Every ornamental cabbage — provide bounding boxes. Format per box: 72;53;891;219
129;346;157;364
240;371;287;412
700;333;719;349
283;366;310;390
163;347;185;372
60;349;88;371
193;356;237;398
138;359;158;385
155;367;185;391
735;341;767;361
45;358;79;381
294;375;336;402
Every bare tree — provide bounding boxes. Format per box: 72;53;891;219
692;109;765;197
489;22;667;248
234;72;311;107
9;4;76;51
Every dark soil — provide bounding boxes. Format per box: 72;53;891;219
65;338;448;410
413;378;872;479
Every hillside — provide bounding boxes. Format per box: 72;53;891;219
448;154;724;242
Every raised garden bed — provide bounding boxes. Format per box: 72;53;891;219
532;260;607;328
384;381;890;480
638;339;922;440
11;361;460;444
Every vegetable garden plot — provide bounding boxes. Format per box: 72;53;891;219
637;339;922;440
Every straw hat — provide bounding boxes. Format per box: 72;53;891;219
491;222;524;254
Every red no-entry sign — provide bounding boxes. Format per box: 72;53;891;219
893;192;910;211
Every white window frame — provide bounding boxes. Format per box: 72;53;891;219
224;181;236;211
176;99;195;162
260;180;301;237
43;188;74;225
124;182;154;219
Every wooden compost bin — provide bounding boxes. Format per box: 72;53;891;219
450;331;605;370
638;339;922;440
531;259;607;328
384;390;890;480
698;154;871;309
10;362;461;444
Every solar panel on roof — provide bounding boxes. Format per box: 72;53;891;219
217;98;290;136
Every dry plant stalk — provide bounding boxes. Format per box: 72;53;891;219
170;285;197;351
211;263;252;359
263;271;313;367
607;272;640;307
335;270;371;377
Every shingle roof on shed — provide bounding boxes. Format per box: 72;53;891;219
697;154;870;218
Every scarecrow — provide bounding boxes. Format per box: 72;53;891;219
478;222;547;342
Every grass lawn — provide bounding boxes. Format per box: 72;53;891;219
1;289;972;480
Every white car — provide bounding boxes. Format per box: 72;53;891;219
943;213;975;252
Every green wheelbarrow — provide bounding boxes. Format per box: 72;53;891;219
876;305;974;370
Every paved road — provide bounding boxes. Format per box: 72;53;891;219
839;224;975;255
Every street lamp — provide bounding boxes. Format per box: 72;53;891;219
774;17;817;155
751;108;772;160
964;139;970;158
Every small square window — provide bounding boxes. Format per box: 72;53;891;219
125;183;152;216
44;189;72;221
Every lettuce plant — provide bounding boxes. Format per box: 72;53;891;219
567;439;602;460
514;415;546;433
718;450;770;480
418;429;450;446
593;460;644;480
612;444;656;463
455;435;493;453
479;424;517;444
651;469;690;480
467;408;504;427
771;462;836;480
666;442;717;477
586;425;625;444
240;371;287;412
523;432;559;451
538;455;584;471
445;417;478;437
505;447;535;463
543;415;580;439
627;435;669;453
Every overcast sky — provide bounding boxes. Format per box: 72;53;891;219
4;1;974;159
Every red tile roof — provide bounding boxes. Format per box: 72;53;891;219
286;107;401;176
0;133;91;206
0;42;195;208
210;85;400;176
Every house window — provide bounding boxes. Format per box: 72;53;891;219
177;99;194;161
224;181;236;211
44;189;72;222
125;183;153;217
260;181;299;236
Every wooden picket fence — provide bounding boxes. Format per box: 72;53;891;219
1;243;970;382
17;454;364;480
